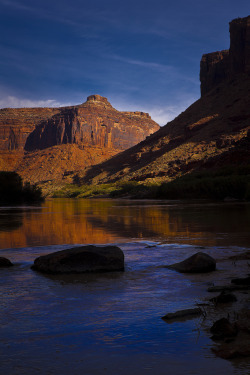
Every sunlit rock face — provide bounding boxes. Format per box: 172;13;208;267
0;96;159;184
200;15;250;96
24;95;159;151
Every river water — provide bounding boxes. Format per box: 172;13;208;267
0;199;250;375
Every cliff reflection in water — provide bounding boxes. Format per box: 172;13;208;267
0;199;249;249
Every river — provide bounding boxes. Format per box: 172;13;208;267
0;199;250;374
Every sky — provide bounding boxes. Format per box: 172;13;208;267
0;0;249;125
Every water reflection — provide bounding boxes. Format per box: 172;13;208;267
0;207;24;232
0;199;249;249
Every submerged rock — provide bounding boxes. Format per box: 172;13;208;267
166;252;216;273
162;308;202;321
31;245;125;274
0;257;13;267
208;284;250;292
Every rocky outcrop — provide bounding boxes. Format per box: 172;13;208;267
166;252;216;273
0;95;159;183
31;245;125;274
200;15;250;95
200;50;230;96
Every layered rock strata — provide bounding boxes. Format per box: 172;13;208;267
0;95;159;184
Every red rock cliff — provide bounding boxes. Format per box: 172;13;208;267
200;15;250;96
0;95;159;184
24;95;159;152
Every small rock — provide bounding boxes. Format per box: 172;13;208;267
0;257;13;267
31;245;125;274
210;291;237;304
162;308;202;321
210;318;238;340
166;252;216;273
231;276;250;285
212;345;250;359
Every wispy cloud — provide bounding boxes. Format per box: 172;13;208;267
108;54;198;85
0;0;120;32
110;54;176;74
0;96;72;109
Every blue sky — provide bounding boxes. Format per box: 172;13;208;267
0;0;249;125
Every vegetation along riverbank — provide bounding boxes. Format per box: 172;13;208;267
50;165;250;200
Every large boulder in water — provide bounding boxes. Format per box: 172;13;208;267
31;245;125;274
166;252;216;273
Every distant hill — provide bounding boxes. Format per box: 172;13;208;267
0;95;159;185
80;16;250;186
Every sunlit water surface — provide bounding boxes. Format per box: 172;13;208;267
0;199;250;375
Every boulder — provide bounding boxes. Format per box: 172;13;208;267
166;252;216;273
0;256;13;267
31;245;125;274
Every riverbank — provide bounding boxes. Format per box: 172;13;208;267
46;165;250;201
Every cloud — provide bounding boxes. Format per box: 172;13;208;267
0;96;72;109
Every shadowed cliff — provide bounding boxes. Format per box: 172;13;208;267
80;16;250;186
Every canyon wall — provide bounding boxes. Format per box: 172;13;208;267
200;15;250;96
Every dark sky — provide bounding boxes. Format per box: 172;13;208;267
0;0;249;124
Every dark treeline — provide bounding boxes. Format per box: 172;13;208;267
0;171;44;204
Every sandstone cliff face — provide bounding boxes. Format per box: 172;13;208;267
0;95;159;184
200;50;230;96
24;95;158;152
0;107;60;151
200;15;250;95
